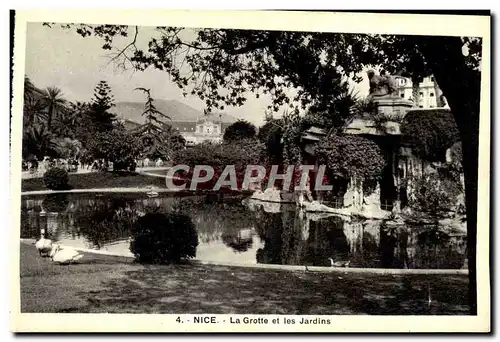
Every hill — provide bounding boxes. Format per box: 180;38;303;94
113;99;238;125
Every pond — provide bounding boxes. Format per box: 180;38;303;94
20;192;468;269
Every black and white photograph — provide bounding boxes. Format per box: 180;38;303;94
9;10;491;332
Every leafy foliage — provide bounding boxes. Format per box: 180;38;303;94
54;137;82;159
223;120;257;141
449;142;463;172
410;175;461;220
174;139;265;170
315;134;386;180
51;25;481;116
300;82;360;132
22;124;59;159
401;109;460;162
43;167;69;190
172;139;265;190
43;86;67;130
87;128;140;171
130;212;198;264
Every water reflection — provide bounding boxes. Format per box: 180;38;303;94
20;193;467;269
248;199;467;269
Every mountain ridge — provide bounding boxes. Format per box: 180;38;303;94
113;99;239;125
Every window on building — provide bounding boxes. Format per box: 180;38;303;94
430;92;434;97
400;93;404;98
419;105;423;108
430;77;435;82
419;92;424;96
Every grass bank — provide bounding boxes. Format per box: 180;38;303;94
21;172;167;192
20;243;469;314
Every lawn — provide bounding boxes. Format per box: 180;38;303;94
19;242;469;315
21;172;167;192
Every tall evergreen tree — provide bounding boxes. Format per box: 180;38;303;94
133;87;183;160
89;81;116;132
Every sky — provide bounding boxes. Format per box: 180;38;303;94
25;23;370;127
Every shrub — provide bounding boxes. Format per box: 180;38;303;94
410;175;459;219
43;167;69;190
315;134;386;181
172;139;266;190
130;213;198;264
401;109;460;162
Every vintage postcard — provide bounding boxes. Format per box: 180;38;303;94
9;10;491;333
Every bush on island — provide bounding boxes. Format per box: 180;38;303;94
43;167;69;190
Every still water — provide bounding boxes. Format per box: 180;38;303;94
20;192;467;269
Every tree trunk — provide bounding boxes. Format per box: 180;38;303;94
411;77;420;107
47;104;54;130
415;35;481;315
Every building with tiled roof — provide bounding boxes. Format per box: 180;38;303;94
172;114;233;146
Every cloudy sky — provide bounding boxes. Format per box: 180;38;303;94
25;23;370;126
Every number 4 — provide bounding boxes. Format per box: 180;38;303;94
176;316;181;323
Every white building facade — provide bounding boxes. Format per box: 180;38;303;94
393;75;447;109
172;115;233;146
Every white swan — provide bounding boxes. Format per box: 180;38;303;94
49;244;84;264
34;229;52;257
328;258;351;268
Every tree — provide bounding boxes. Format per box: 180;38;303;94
24;76;36;102
53;23;484;314
132;88;183;160
87;128;140;171
258;118;284;165
223;119;257;141
89;81;117;132
43;86;67;131
401;109;461;162
22;124;59;159
23;95;47;127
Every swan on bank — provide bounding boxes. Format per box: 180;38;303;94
34;229;52;257
49;244;84;264
328;258;351;268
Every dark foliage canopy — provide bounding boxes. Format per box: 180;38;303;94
315;134;386;180
223;120;257;141
401;109;460;162
43;167;69;190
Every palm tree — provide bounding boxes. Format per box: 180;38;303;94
24;76;36;102
22;124;58;159
53;101;90;138
43;86;67;130
23;96;47;127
